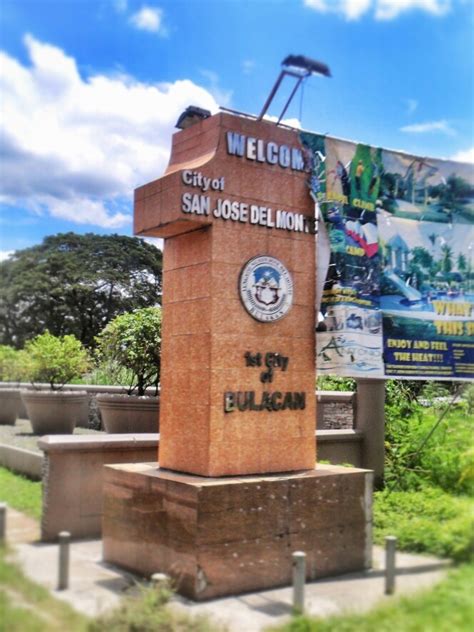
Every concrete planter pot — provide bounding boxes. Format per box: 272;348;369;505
97;394;159;433
21;390;89;435
0;388;22;425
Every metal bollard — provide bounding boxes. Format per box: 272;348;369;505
385;535;397;595
292;551;306;614
57;531;71;591
0;503;6;544
151;572;169;588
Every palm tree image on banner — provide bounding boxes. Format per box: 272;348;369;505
301;132;474;380
378;150;473;379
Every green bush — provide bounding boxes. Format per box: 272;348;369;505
0;345;17;381
384;402;473;495
417;408;473;495
462;383;474;415
90;582;217;632
24;332;90;390
374;487;473;562
81;361;135;387
316;375;355;391
96;307;161;396
0;345;28;382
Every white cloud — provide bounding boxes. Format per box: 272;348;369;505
0;35;219;228
304;0;450;20
263;115;302;129
141;236;164;250
129;6;165;33
375;0;450;20
400;120;456;135
0;250;14;262
304;0;371;20
450;147;474;163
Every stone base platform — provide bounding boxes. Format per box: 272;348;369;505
102;462;373;601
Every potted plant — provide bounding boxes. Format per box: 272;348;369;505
21;332;90;434
95;307;161;433
0;345;27;425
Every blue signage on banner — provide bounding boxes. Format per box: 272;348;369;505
302;131;474;381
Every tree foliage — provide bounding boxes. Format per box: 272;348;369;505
25;331;90;390
0;233;162;349
0;345;29;382
96;307;161;396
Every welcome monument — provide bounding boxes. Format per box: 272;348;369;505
102;110;373;600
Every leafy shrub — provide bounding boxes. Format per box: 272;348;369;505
0;345;30;382
384;401;473;495
90;582;217;632
417;409;473;495
316;375;355;392
461;383;474;415
81;361;135;387
96;307;161;396
25;332;90;390
374;487;473;562
0;345;19;381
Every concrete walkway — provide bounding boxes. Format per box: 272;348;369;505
5;508;451;630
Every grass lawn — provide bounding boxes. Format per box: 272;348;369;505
1;407;473;632
0;468;85;630
275;564;474;632
0;467;42;520
0;546;89;632
374;487;473;562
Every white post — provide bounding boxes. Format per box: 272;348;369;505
57;531;71;590
292;551;306;613
385;535;397;595
0;503;6;543
151;572;169;588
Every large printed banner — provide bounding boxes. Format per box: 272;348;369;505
300;132;474;381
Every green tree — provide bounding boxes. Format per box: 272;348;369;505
0;233;162;349
25;332;90;390
440;174;473;210
457;253;467;273
411;246;433;271
96;307;161;395
440;244;453;274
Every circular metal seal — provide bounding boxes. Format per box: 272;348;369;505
239;255;293;322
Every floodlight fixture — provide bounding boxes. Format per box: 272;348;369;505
258;54;331;124
176;105;211;130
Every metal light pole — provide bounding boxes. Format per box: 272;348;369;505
258;54;331;124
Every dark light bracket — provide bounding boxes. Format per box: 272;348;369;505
258;54;331;125
176;105;211;130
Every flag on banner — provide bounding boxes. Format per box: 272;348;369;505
301;132;474;381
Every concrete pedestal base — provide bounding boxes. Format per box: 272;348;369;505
102;462;373;601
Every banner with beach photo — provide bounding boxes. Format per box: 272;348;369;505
301;131;474;380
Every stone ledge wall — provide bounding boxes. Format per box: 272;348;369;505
1;384;356;431
38;434;158;541
0;443;43;479
36;429;364;541
317;391;355;430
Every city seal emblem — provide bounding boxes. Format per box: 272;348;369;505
239;255;293;322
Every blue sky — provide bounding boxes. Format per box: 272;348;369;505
1;0;473;256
